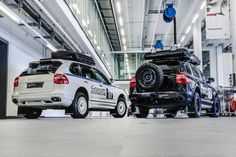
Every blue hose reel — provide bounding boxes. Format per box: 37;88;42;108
155;40;163;49
163;4;176;23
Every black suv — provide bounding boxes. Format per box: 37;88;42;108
129;49;220;118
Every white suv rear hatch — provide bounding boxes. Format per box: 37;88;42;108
17;60;62;94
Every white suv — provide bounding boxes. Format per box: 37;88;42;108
12;51;127;119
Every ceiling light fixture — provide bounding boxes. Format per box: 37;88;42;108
0;2;21;23
192;14;199;23
116;1;121;14
122;38;126;44
121;29;125;36
119;17;123;26
185;26;192;34
124;45;127;51
180;36;185;43
200;1;206;10
47;43;58;52
124;53;128;58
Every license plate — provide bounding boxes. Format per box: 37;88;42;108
27;82;44;88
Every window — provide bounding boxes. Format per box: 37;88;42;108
80;65;95;80
94;69;109;84
20;61;62;76
185;64;192;74
191;65;200;78
69;63;81;76
198;69;206;81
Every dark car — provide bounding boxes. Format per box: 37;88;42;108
129;48;220;118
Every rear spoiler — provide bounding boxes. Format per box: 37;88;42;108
144;48;200;65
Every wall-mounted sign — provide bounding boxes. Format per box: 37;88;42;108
206;0;230;39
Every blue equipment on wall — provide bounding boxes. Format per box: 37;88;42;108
155;40;163;49
163;4;176;23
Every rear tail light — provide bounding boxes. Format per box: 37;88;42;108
54;74;69;84
130;76;136;88
176;74;190;85
14;77;19;87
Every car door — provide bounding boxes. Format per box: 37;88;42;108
80;65;106;107
198;69;213;102
94;69;116;107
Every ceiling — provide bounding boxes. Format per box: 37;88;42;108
113;0;204;50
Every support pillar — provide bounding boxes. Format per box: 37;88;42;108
216;45;224;88
193;19;203;70
230;0;236;86
209;46;217;88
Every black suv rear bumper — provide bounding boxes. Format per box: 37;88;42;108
129;92;190;109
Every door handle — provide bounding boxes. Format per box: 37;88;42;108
84;81;88;83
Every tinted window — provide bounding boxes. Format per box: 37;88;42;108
80;65;96;80
185;64;192;74
94;70;109;84
69;63;81;76
191;65;200;78
20;61;62;76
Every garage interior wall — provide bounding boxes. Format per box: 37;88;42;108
0;18;45;117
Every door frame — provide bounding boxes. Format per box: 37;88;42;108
0;37;9;119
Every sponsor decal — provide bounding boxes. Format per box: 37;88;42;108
91;85;106;96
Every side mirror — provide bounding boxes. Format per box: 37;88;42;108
109;78;114;84
206;78;214;84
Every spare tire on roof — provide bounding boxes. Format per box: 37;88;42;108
136;62;164;92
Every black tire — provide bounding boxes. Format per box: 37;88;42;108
209;97;221;118
188;93;201;118
164;110;177;118
136;107;149;118
136;62;164;92
23;108;42;119
112;98;127;118
71;92;89;119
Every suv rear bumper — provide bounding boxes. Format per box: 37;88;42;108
12;93;72;108
129;91;190;109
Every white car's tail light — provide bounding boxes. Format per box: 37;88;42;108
14;77;19;87
54;74;69;84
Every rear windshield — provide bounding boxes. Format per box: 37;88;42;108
20;61;62;76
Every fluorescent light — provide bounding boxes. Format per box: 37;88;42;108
94;39;97;45
124;45;127;50
124;53;128;58
180;36;185;43
87;30;93;37
185;26;191;34
122;38;126;44
47;43;57;52
119;17;123;26
87;19;90;25
200;1;206;10
192;14;199;23
97;46;101;51
70;4;80;15
116;2;121;14
126;58;129;62
120;29;125;36
82;19;87;27
0;2;21;23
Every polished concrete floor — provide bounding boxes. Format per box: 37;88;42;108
0;116;236;157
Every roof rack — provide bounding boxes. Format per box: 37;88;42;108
144;48;200;65
51;51;96;65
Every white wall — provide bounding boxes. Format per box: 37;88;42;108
0;18;45;116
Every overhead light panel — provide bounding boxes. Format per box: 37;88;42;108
116;2;121;14
124;53;128;58
122;38;126;44
192;14;199;23
185;26;191;34
200;1;206;10
47;43;58;52
0;2;21;23
180;36;185;43
119;17;123;26
121;29;125;36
